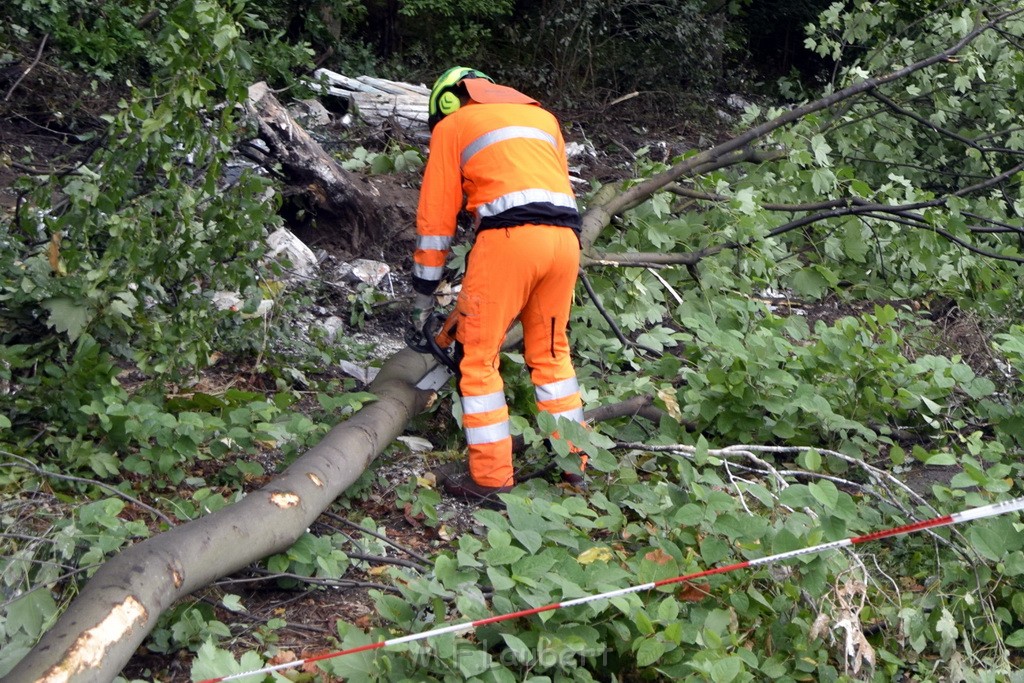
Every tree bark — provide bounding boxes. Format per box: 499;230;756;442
246;82;389;254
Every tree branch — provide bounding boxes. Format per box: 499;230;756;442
4;33;48;102
579;7;1023;249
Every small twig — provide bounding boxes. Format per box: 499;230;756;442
346;551;427;573
0;563;101;612
5;33;49;102
324;511;432;565
195;595;334;637
217;569;401;594
605;91;639;109
645;267;684;306
1;454;176;527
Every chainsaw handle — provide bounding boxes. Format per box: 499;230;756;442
426;315;459;374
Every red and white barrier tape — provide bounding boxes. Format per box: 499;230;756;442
198;495;1024;683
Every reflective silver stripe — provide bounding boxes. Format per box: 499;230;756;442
461;391;507;415
465;420;511;445
416;234;452;251
412;263;444;281
461;126;557;168
550;407;585;423
476;189;578;219
535;376;580;403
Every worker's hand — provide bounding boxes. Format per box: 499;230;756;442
406;292;435;351
411;292;435;331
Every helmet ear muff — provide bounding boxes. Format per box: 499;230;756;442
428;67;495;131
436;88;462;116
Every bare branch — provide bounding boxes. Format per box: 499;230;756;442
580;7;1024;248
4;33;48;102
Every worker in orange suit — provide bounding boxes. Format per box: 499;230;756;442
408;66;587;505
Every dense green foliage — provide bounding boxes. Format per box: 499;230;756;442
0;0;835;104
3;1;1024;682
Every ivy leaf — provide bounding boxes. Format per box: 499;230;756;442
221;594;245;612
191;641;255;681
732;187;757;215
811;168;836;193
810;134;832;166
842;225;870;262
936;608;958;644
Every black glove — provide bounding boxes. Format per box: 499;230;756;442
406;292;434;352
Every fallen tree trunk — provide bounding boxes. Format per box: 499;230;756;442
310;68;430;131
2;351;435;683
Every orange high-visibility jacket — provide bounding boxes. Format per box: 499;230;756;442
412;92;581;294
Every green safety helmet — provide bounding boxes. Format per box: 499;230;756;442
427;66;494;131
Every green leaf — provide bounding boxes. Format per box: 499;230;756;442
791;267;828;298
924;452;957;466
635;638;665;667
969;518;1024;562
803;449;822;472
501;633;533;664
482;545;526;565
5;590;57;637
457;645;491;677
221;594;244;612
657;597;680;623
634;609;656;636
808;480;839;508
486;567;516;591
710;656;744;683
41;297;93;341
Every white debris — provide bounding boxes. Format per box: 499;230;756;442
335;258;391;287
726;93;752;111
565;141;596;159
339;360;379;384
266;227;319;281
212;291;274;318
396;436;434;453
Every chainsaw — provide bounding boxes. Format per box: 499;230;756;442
407;311;458;391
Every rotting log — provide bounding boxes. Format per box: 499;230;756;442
1;350;435;683
246;81;388;254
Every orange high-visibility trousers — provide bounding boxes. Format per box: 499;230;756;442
451;224;584;487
